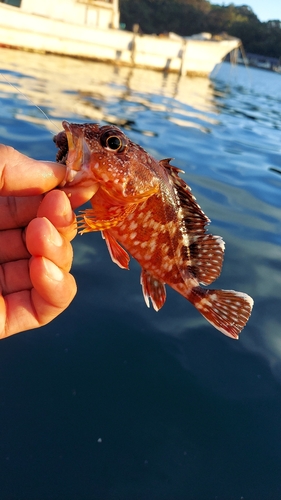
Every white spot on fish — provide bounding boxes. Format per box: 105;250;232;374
129;221;138;231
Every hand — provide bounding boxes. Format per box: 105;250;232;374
0;145;97;338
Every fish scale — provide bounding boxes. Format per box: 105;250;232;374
54;121;254;339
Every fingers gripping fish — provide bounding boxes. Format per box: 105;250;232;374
54;121;253;339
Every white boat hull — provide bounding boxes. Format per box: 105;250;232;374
0;3;240;77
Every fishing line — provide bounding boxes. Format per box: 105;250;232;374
0;71;60;134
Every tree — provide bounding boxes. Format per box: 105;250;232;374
119;0;281;59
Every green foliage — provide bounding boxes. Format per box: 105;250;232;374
119;0;281;58
119;0;209;36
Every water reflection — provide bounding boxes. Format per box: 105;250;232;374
0;47;219;135
212;64;281;139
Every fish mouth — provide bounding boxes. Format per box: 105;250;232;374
54;121;95;187
54;121;90;170
53;128;69;165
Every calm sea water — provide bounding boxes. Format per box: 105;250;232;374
0;48;281;499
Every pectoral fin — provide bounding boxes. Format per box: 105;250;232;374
77;204;135;233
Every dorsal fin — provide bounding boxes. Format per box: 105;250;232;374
160;159;210;235
160;159;225;284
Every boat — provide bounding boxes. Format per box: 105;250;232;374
0;0;241;77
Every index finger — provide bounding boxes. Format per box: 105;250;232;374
0;145;66;196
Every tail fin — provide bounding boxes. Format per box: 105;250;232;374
190;288;254;339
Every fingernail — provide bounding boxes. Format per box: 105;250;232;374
49;223;63;247
61;193;75;224
43;257;64;281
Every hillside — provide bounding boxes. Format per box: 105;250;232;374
119;0;281;58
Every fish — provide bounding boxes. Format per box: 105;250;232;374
54;121;254;339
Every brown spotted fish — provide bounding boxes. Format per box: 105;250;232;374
54;121;253;338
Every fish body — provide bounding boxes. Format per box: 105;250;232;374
54;121;253;338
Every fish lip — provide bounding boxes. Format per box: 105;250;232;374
62;120;70;131
57;121;99;191
63;121;83;172
60;121;88;185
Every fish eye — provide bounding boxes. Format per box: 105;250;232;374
100;128;127;153
106;136;123;151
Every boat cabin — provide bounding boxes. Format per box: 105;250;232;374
0;0;120;29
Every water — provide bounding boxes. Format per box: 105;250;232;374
0;48;281;499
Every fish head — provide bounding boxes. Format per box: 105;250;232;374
54;121;159;203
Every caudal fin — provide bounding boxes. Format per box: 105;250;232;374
190;288;254;339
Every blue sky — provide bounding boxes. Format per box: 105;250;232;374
214;0;280;22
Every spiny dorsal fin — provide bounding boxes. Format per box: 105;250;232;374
160;159;210;235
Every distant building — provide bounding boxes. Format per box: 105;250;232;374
245;53;280;71
235;51;281;72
